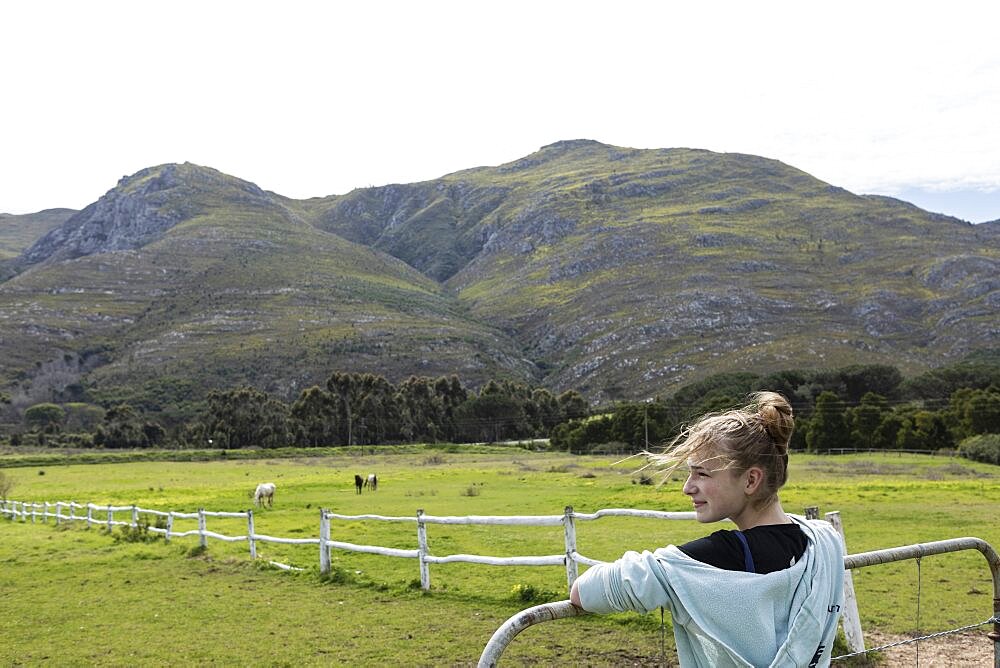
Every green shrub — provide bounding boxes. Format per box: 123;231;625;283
319;566;355;585
958;433;1000;465
633;472;654;485
113;516;167;544
509;583;559;603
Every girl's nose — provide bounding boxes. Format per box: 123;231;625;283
682;474;696;495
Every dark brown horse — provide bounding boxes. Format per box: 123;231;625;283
354;474;363;494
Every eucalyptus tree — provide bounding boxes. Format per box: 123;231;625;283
291;386;341;446
24;403;66;432
200;387;292;449
805;391;851;452
94;403;149;448
848;392;889;449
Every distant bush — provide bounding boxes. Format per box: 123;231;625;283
588;441;629;455
958;434;1000;465
633;472;654;486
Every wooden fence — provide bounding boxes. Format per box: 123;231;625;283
1;499;865;653
0;499;702;589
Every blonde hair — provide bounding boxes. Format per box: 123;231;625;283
648;391;794;509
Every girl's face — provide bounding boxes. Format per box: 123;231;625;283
681;454;752;525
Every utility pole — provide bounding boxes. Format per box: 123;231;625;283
644;397;653;450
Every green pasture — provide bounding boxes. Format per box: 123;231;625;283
1;449;998;666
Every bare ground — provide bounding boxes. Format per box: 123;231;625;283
861;630;995;666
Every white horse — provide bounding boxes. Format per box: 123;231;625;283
364;473;378;492
253;482;276;508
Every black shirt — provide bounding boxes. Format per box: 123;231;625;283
678;523;808;574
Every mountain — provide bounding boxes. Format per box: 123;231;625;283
0;163;532;417
1;141;997;418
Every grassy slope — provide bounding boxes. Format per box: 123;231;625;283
1;451;997;665
0;209;75;259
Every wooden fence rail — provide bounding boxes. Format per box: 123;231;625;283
0;499;712;592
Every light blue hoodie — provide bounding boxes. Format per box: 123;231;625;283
574;516;845;667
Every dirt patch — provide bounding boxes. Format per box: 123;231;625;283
859;630;994;666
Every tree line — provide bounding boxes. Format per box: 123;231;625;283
550;359;1000;465
11;355;1000;465
17;373;589;450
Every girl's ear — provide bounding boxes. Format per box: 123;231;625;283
744;467;764;495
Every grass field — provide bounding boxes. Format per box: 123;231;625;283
1;448;998;666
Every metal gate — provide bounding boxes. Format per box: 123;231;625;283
478;536;1000;668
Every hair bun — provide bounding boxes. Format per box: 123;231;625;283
750;391;794;447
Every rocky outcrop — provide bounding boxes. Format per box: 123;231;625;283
22;163;274;265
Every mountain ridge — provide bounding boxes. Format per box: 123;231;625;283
1;141;997;417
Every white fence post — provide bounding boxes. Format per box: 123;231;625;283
69;502;76;522
417;509;430;590
827;511;865;654
31;502;37;523
86;504;93;528
198;509;207;548
44;501;50;523
248;510;257;560
165;512;174;543
563;506;578;593
55;502;62;525
319;510;330;573
131;505;139;527
106;505;113;532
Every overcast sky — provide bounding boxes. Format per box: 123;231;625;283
3;1;999;222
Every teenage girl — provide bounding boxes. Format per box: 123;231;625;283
570;392;845;667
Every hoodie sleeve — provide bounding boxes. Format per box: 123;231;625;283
574;549;675;615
